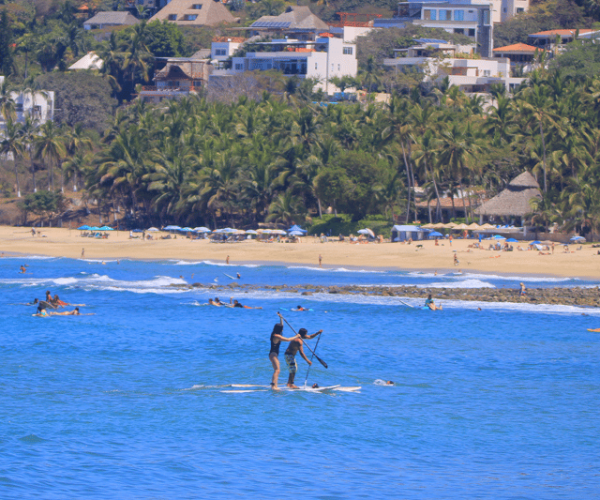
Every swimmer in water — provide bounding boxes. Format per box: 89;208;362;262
33;305;49;317
19;265;26;273
386;381;394;385
293;305;307;311
50;307;81;316
236;273;241;279
312;383;320;389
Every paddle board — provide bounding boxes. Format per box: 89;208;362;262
279;308;314;312
221;389;267;393
223;273;237;280
587;328;600;332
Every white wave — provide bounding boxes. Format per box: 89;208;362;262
4;255;57;260
417;279;496;289
100;286;189;295
169;259;260;268
374;379;394;386
52;277;79;285
80;259;119;263
287;265;384;274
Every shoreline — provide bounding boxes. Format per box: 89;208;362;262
1;226;600;280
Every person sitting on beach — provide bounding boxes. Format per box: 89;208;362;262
50;307;81;316
285;328;322;389
454;254;459;266
424;294;442;311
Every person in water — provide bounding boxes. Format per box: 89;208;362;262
293;305;307;311
208;298;221;306
236;273;241;279
25;298;39;306
19;265;26;274
46;290;52;302
50;307;80;316
269;313;300;390
230;299;262;310
424;294;442;311
284;327;322;389
33;304;49;317
52;294;70;307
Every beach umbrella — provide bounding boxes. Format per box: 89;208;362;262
570;236;586;242
466;222;481;230
163;225;181;231
358;228;375;237
271;229;287;235
98;226;114;231
89;226;101;231
453;223;469;230
421;223;435;229
428;231;443;238
492;235;506;239
77;225;91;230
147;227;159;232
245;230;258;235
529;240;541;245
506;238;518;243
442;223;456;229
480;223;496;229
288;224;307;234
289;230;304;236
193;227;211;233
132;229;143;233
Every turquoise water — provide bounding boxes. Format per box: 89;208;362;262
2;257;600;499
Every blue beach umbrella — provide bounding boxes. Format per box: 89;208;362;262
428;231;443;238
570;236;585;242
289;230;304;236
132;229;143;233
193;227;211;233
98;226;114;231
492;235;506;239
163;225;181;231
506;238;518;243
529;240;541;245
77;225;90;230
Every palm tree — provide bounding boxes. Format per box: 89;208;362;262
34;121;65;191
20;116;39;192
267;190;306;226
0;120;23;197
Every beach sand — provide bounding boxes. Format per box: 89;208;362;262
1;226;599;279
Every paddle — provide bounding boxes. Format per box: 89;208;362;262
304;332;322;387
280;315;328;369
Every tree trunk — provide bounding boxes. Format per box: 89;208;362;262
30;156;37;192
539;119;547;193
317;197;323;218
13;161;21;197
400;143;411;224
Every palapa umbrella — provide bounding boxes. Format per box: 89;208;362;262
442;223;456;229
466;222;481;230
480;223;496;229
421;223;436;229
452;223;469;230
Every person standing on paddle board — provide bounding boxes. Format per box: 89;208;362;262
285;327;322;389
270;313;300;390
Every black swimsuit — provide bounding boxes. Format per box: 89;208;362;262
270;333;281;355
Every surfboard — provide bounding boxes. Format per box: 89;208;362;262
223;273;237;280
231;384;270;388
221;389;267;393
279;307;314;312
334;386;361;392
587;328;600;332
40;300;58;310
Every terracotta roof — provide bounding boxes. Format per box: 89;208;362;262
493;43;539;53
212;36;245;43
475;171;542;217
529;29;594;37
151;0;238;26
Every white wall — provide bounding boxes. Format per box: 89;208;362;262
211;41;241;61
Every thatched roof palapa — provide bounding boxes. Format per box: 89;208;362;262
475;172;542;217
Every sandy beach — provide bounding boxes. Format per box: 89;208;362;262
1;226;599;279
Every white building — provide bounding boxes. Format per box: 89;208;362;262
0;78;55;130
384;40;525;92
222;35;357;95
211;37;244;62
489;0;529;23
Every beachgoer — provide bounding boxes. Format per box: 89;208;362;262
386;381;394;385
45;290;52;302
312;383;320;389
52;294;69;307
19;265;26;274
453;254;459;266
236;273;241;279
269;313;300;390
318;254;322;268
226;255;230;265
519;283;526;296
230;298;262;310
424;293;442;311
284;327;322;388
435;238;439;246
294;305;307;311
551;242;555;254
25;299;39;306
81;248;85;258
449;235;453;246
31;228;35;236
33;305;49;317
50;307;80;316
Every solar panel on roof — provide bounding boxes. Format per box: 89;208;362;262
252;21;291;28
416;38;449;44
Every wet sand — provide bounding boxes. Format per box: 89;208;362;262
1;226;599;279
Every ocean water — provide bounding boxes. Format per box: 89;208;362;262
2;257;600;499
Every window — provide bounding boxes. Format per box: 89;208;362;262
483;9;490;24
192;3;202;8
235;63;243;70
424;9;436;20
338;64;340;71
454;10;464;20
168;14;177;20
454;28;464;35
468;28;475;37
517;7;524;12
483;70;491;76
503;7;507;12
343;46;353;55
215;49;226;56
315;63;318;69
184;14;198;20
439;9;451;20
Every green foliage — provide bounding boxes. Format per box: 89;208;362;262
18;189;65;216
307;214;392;237
0;9;14;76
550;38;600;77
34;72;117;131
144;20;187;58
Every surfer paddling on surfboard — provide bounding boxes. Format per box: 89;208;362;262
270;313;300;390
424;293;442;311
285;327;322;389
